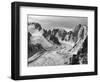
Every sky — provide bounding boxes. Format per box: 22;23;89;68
28;15;88;30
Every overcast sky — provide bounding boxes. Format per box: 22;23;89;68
28;15;88;30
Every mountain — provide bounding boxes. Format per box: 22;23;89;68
42;24;86;46
28;22;88;65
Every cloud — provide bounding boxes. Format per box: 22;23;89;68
28;15;88;30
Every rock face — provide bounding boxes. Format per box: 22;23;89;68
28;23;88;66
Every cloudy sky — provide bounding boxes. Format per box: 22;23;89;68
28;15;88;30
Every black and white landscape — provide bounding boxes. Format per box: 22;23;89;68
27;15;88;66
